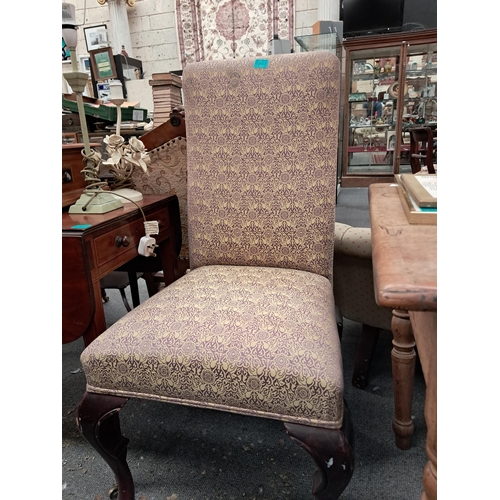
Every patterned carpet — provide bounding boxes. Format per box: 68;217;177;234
176;0;294;67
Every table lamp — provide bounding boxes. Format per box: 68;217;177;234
103;79;146;204
62;2;123;214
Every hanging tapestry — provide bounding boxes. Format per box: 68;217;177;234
175;0;294;67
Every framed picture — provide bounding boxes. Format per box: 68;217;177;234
386;131;397;151
78;55;91;75
84;24;109;52
89;47;117;81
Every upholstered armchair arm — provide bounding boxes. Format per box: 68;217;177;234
333;223;392;331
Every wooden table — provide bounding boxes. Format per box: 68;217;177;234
369;183;437;500
62;193;180;347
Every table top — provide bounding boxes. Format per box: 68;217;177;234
369;183;437;311
62;193;175;232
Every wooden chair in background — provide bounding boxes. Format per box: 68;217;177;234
409;127;436;174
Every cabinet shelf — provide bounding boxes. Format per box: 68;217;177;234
349;124;392;129
406;67;437;77
348;145;411;153
351;67;436;83
351;72;396;81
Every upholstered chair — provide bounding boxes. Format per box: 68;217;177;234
76;52;354;500
333;222;393;388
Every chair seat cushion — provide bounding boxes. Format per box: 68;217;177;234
81;265;344;429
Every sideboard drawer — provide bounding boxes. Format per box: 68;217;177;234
94;218;143;268
93;206;171;270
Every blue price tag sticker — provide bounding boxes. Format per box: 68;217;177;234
71;224;92;230
254;59;269;69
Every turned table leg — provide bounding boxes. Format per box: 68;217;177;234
390;309;416;450
409;310;437;500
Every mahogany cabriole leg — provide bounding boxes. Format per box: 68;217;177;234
352;324;380;389
391;309;416;450
76;392;134;500
284;405;355;500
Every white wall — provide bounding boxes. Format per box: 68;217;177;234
71;0;322;79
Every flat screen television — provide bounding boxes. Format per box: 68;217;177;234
340;0;405;38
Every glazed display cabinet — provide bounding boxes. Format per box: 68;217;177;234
341;29;437;187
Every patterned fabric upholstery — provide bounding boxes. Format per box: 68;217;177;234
81;52;344;429
81;265;344;428
184;52;340;284
333;223;392;330
131;137;189;259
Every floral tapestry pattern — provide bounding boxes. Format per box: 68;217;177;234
176;0;294;67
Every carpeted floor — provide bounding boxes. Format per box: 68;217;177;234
62;188;428;499
335;187;371;228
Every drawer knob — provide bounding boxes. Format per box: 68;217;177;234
115;235;130;247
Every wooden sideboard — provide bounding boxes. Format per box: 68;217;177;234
62;193;180;346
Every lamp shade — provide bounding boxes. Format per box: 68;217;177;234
62;27;78;49
109;80;124;100
62;3;78;49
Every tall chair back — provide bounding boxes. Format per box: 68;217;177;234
184;53;340;283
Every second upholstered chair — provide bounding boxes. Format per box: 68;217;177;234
333;222;393;388
76;52;354;499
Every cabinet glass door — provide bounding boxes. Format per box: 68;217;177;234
399;42;437;173
346;47;401;176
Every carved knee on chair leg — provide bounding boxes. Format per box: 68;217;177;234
76;392;134;500
284;405;355;500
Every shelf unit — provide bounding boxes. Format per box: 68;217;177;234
341;29;437;187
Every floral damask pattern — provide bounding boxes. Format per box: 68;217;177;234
183;52;340;283
82;265;344;429
81;53;344;430
176;0;294;67
131;138;189;259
